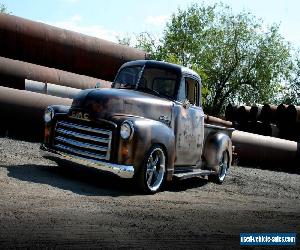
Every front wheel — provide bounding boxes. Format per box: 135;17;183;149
209;150;229;184
136;145;166;194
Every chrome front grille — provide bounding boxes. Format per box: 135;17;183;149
53;120;112;161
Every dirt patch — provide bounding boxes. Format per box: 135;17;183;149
0;137;299;248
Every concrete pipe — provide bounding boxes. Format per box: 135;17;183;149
0;56;111;90
0;14;147;80
0;86;72;141
232;130;300;171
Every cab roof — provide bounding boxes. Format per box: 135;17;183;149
120;60;201;81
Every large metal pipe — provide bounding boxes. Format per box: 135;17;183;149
236;105;251;123
225;104;238;122
0;86;72;141
275;104;288;126
275;104;289;139
204;115;233;128
0;56;111;90
260;104;277;123
232;130;299;171
249;104;263;122
25;80;81;99
286;105;300;124
0;14;147;81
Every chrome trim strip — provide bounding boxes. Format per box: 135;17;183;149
56;128;109;143
55;144;107;160
55;136;108;152
41;145;134;179
58;121;111;135
106;132;112;160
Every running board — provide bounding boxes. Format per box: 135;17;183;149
173;169;215;180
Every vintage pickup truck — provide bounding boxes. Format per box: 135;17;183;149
41;60;234;193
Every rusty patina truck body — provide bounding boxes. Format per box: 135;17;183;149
41;60;234;193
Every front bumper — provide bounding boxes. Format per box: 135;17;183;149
40;144;135;179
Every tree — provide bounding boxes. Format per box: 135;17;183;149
131;3;292;116
280;53;300;105
0;3;8;13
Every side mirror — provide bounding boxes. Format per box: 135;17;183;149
183;99;191;109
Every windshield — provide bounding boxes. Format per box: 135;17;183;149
114;66;142;89
113;65;180;99
139;67;178;99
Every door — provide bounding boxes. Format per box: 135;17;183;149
174;76;204;166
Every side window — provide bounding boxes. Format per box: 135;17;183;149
178;77;200;106
186;78;199;106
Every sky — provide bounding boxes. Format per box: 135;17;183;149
1;0;300;48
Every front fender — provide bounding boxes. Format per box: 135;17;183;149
115;117;175;180
203;132;232;173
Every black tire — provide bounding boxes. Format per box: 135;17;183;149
209;150;229;184
136;145;167;194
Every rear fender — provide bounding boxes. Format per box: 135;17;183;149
203;132;232;173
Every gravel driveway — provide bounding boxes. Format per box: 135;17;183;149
0;137;299;249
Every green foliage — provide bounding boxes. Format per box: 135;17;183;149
119;3;293;116
0;3;8;13
280;53;300;105
117;35;131;46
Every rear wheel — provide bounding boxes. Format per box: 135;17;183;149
137;145;166;194
209;150;229;184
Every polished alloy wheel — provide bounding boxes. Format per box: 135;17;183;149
218;151;229;182
145;147;166;192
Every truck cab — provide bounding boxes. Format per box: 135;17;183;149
41;60;233;193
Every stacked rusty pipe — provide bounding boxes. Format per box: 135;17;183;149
204;115;232;128
0;56;111;97
0;14;148;81
282;105;300;140
0;14;149;141
0;86;72;141
226;103;292;139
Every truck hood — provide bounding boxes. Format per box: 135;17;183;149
71;88;173;124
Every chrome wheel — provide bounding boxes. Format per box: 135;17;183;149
218;151;229;182
137;146;166;194
145;147;166;192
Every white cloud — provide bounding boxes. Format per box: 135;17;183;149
47;15;120;42
145;15;169;26
70;14;82;22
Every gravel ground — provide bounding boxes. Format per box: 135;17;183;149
0;137;299;249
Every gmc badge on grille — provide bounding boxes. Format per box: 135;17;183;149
70;111;90;121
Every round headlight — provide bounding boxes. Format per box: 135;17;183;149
120;121;134;140
44;107;54;123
